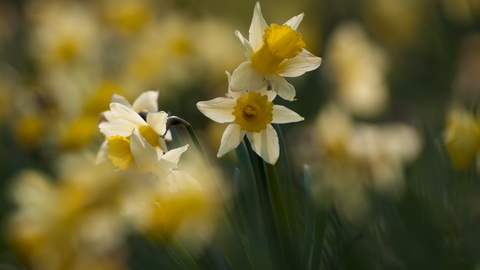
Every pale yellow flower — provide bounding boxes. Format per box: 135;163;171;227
197;72;304;164
230;2;322;101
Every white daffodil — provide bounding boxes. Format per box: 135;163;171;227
98;103;168;170
101;91;159;122
197;72;304;164
230;2;322;101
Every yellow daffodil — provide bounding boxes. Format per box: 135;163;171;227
230;2;322;101
197;72;304;164
444;106;480;169
98;103;168;170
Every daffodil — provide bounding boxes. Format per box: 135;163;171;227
101;91;159;122
98;103;168;170
230;2;322;101
444;106;480;169
197;72;304;164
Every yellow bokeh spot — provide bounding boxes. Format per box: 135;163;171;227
445;107;480;169
107;135;136;171
147;193;204;239
14;115;44;149
63;115;99;150
232;92;273;132
251;24;305;74
57;38;78;60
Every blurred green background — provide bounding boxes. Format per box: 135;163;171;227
1;0;480;269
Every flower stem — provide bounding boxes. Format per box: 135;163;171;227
167;116;252;270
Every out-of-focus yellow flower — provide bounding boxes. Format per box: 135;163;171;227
325;23;389;119
315;103;421;191
230;2;322;101
8;168;128;270
13;114;45;150
197;72;303;164
444;106;480;169
101;0;152;33
26;1;100;66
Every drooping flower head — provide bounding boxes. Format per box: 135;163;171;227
230;2;322;101
97;91;168;171
197;72;304;164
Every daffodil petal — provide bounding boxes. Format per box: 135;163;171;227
230;61;266;92
277;49;322;77
246;124;279;165
99;118;137;137
158;137;168;154
236;30;254;61
265;74;296;101
284;13;304;31
111;92;131;107
272;105;304;123
101;110;120;122
218;124;246;157
249;2;268;52
130;129;158;167
146;111;168;136
226;71;247;100
197;98;236;123
132;90;159;113
158;145;189;172
257;84;277;101
167;170;203;193
95;140;109;164
110;102;147;127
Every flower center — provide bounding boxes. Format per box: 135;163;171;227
250;24;305;74
232;92;273;132
107;135;136;171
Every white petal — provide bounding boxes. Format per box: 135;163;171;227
284;13;304;31
197;98;236;123
226;71;247;100
272;105;304;123
277;49;322;77
265;74;296;101
158;145;189;172
236;30;254;61
101;110;120;122
246;124;279;165
99;118;138;137
146;111;168;135
132;91;159;113
167;171;203;193
230;61;266;92
218;124;246;157
158;137;168;153
111;92;132;107
249;2;269;52
130;129;158;167
110;102;147;127
257;84;277;101
95;140;109;164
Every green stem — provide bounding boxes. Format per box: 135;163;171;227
167;116;252;270
264;162;297;269
273;124;300;254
